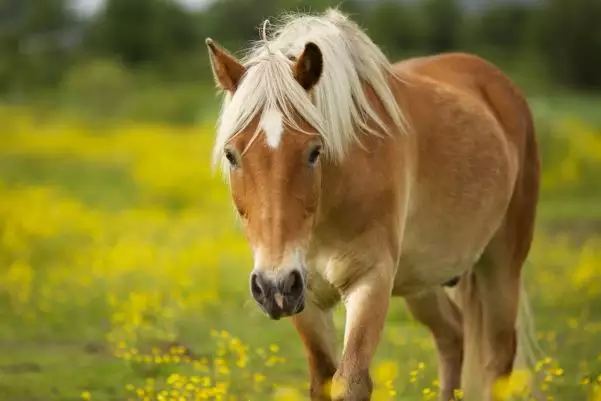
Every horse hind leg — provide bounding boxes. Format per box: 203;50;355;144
454;217;538;401
454;110;540;400
405;287;463;401
462;252;522;401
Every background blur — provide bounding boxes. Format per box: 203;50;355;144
1;1;600;400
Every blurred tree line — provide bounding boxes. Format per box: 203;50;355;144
0;0;599;122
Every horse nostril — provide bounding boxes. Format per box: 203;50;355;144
284;269;304;298
250;272;264;300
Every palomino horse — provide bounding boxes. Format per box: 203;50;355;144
205;9;540;401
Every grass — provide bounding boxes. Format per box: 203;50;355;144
0;102;600;401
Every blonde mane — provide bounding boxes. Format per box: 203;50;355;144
212;8;408;171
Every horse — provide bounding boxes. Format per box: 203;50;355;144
205;8;541;401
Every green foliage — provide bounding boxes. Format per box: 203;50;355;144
60;59;133;123
0;0;75;92
467;3;539;54
196;0;361;51
420;0;464;53
362;1;428;58
536;0;601;90
58;58;216;126
88;0;199;68
3;0;601;115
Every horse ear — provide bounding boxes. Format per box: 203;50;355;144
294;42;323;91
206;38;246;92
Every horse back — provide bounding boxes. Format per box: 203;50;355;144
394;52;533;163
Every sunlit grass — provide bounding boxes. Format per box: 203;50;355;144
0;105;600;400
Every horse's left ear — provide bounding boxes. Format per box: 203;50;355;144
206;38;246;92
294;42;323;91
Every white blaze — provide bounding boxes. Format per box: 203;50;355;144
260;108;284;148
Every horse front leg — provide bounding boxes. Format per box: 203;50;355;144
405;288;464;401
291;301;338;400
331;259;394;401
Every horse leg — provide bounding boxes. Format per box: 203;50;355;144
460;153;538;401
476;249;525;401
332;262;394;401
457;243;531;401
405;288;463;401
291;301;338;401
477;82;539;401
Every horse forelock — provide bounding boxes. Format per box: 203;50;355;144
212;8;409;175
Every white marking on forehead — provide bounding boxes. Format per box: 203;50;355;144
259;108;284;149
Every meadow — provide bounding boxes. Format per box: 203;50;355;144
0;96;600;401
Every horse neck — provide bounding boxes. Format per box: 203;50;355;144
314;75;414;239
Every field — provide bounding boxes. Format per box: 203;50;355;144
1;99;600;401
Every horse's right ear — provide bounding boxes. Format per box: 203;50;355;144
294;42;323;91
206;38;246;92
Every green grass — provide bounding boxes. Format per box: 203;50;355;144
0;155;139;211
530;93;601;129
0;97;600;401
0;343;132;401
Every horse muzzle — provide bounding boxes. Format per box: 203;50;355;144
249;268;306;320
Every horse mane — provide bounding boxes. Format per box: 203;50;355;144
212;8;408;171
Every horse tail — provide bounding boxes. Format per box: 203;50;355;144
515;276;547;398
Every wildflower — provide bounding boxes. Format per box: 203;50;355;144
493;369;532;400
324;377;348;399
374;360;399;384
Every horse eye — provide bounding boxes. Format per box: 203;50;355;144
224;149;238;167
308;145;322;166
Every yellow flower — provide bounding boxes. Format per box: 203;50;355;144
324;377;348;399
493;369;532;400
374;360;399;384
591;385;601;401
